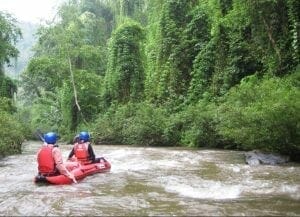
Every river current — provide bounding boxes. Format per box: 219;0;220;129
0;141;299;216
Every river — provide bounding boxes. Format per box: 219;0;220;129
0;141;299;216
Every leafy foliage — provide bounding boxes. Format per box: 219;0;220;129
1;0;299;160
91;102;168;146
172;101;221;148
21;56;68;98
0;97;25;156
121;102;168;146
0;12;21;74
0;12;25;156
104;20;145;104
0;75;17;99
145;0;203;103
217;72;300;154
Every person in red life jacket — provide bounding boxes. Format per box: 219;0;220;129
68;131;106;165
37;132;77;183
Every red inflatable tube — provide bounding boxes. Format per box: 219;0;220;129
34;159;111;185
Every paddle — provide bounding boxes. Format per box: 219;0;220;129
35;129;45;142
69;173;77;184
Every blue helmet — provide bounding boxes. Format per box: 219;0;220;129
79;131;90;142
44;132;57;144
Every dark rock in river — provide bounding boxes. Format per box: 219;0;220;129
245;150;290;166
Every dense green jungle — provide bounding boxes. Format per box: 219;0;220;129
0;0;299;160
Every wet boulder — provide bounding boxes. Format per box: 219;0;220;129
245;150;290;166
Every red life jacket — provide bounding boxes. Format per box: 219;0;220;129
74;142;90;164
37;145;56;175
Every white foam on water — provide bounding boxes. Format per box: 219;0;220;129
159;176;241;200
279;185;300;200
230;177;300;201
106;148;141;160
230;165;241;173
108;152;151;173
153;159;185;169
110;160;150;173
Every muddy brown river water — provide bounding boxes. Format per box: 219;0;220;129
0;141;299;216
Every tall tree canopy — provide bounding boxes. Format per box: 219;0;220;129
104;20;145;105
15;0;300;159
0;12;21;74
0;12;21;99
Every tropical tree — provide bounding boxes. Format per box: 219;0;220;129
104;20;145;105
0;11;24;156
